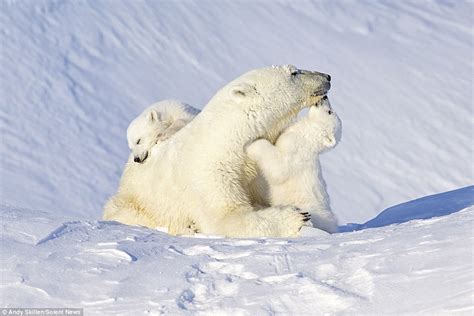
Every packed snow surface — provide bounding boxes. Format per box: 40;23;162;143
1;0;473;314
2;191;473;314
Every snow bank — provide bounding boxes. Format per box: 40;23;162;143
1;203;472;314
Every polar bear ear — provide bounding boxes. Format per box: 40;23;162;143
230;83;256;100
147;110;161;123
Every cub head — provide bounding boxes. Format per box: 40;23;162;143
308;96;342;150
126;109;170;163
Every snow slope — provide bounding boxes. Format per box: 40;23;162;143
1;0;472;223
1;0;473;314
1;189;473;314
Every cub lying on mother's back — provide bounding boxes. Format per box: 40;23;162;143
127;99;199;163
246;96;341;233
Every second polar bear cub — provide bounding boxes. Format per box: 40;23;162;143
245;96;341;233
127;99;200;163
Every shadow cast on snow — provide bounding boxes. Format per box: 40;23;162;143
338;185;474;233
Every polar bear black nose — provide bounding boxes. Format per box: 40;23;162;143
322;95;328;100
134;156;141;163
326;74;331;82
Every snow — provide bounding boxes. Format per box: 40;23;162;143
2;200;473;314
1;0;473;314
339;185;474;231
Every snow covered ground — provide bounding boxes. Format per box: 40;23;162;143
2;189;473;314
1;0;473;314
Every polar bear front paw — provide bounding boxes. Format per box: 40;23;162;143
299;209;312;223
283;206;312;236
263;206;311;237
186;221;200;234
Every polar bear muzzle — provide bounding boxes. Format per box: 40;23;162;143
297;70;331;107
133;151;148;163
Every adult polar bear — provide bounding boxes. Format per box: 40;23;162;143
104;65;331;237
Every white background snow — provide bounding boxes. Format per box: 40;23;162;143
1;0;473;314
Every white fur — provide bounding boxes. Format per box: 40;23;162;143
126;99;199;163
103;65;331;237
246;98;341;233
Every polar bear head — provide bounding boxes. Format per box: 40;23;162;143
205;65;331;142
307;96;342;150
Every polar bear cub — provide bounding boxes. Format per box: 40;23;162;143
245;96;341;233
127;99;200;163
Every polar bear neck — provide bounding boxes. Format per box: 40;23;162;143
264;112;299;144
190;98;303;146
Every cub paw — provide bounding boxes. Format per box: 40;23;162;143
157;128;178;142
245;139;271;161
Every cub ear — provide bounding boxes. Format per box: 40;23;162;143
230;82;256;100
147;110;161;123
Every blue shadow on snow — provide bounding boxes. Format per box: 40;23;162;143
338;185;474;232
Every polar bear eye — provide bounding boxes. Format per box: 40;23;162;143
290;70;299;77
136;139;141;145
328;110;333;115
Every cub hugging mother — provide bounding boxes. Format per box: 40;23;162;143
103;65;341;238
